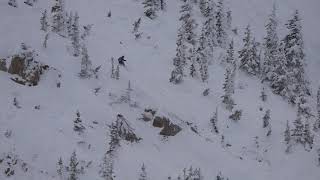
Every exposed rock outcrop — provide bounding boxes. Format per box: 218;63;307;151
145;113;182;136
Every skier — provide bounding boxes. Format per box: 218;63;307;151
118;56;126;66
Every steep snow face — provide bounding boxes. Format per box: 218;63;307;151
0;0;319;180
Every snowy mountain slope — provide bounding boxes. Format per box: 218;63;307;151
0;0;319;180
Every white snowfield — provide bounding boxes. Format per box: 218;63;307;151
0;0;319;180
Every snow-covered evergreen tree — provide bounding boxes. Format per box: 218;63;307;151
51;0;65;33
269;42;290;98
66;12;74;38
138;163;148;180
71;12;80;57
263;4;279;81
189;59;197;78
303;120;313;150
81;24;93;41
263;110;272;136
199;0;212;17
8;0;18;8
222;67;235;111
260;86;267;102
283;10;309;103
210;107;219;134
79;45;92;78
239;25;260;75
179;1;197;46
142;0;157;19
170;32;186;84
110;57;116;79
73;110;85;133
263;110;270;128
284;120;292;153
291;107;304;144
215;0;228;48
40;10;49;32
69;151;79;180
100;121;120;180
57;157;64;180
197;24;210;82
225;40;235;66
199;14;215;61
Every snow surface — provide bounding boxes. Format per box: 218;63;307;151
0;0;319;179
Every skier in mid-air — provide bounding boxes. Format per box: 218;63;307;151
118;56;126;66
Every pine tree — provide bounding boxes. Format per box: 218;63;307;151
79;45;92;78
197;27;210;82
291;107;304;144
215;0;228;48
66;12;74;38
8;0;18;8
225;40;235;66
263;110;272;136
222;68;235;111
110;57;116;79
142;0;157;19
201;13;216;54
170;32;186;84
303;120;314;150
239;25;260;75
189;60;197;78
100;121;119;180
138;164;147;180
260;86;267;102
73;110;85;133
71;12;80;57
51;0;65;33
263;110;270;128
69;151;79;180
199;0;211;17
283;10;309;103
179;1;197;46
132;18;141;34
284;120;291;153
132;18;142;40
284;120;291;145
263;4;279;82
210;107;219;134
57;157;64;179
199;52;209;82
40;10;49;32
269;42;290;98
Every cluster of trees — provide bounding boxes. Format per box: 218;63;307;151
40;0;95;78
170;0;232;84
100;114;140;180
56;151;84;180
142;0;167;19
170;0;316;152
